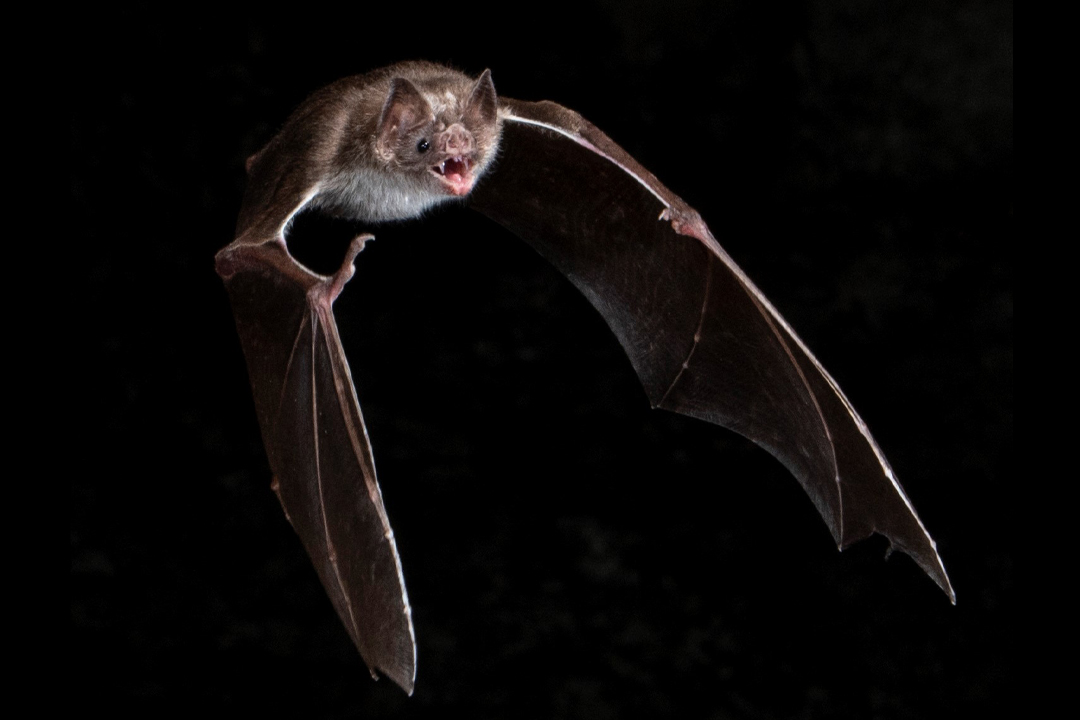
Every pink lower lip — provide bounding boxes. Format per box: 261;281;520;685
442;175;474;196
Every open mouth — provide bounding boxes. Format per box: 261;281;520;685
431;156;474;196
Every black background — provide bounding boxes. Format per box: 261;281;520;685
72;2;1012;718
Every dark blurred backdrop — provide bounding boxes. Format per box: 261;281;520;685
71;2;1012;718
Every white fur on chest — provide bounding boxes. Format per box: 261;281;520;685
317;165;455;223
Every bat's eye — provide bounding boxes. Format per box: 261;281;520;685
416;139;430;153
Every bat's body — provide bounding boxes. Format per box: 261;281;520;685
216;62;953;695
237;62;500;243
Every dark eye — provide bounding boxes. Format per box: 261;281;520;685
416;139;430;153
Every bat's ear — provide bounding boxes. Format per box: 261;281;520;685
377;77;432;154
463;69;498;129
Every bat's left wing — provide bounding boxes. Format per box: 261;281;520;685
216;235;417;693
469;98;954;601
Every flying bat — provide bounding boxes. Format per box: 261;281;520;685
215;61;954;695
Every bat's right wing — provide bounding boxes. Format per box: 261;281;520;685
216;235;417;693
469;98;954;602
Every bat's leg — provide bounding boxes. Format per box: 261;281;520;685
302;234;375;313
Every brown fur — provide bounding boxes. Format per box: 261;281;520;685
236;62;502;240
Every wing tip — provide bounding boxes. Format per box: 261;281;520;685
927;565;957;605
885;535;957;605
930;555;958;605
375;660;416;696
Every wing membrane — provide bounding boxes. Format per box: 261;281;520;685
470;100;953;601
216;237;418;692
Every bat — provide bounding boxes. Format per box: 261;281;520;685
215;61;954;695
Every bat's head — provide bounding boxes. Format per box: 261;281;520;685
374;68;500;200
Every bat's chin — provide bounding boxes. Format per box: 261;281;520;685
430;156;476;196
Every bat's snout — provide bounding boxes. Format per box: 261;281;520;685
438;123;475;155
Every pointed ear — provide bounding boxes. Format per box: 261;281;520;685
377;78;431;151
463;69;497;128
